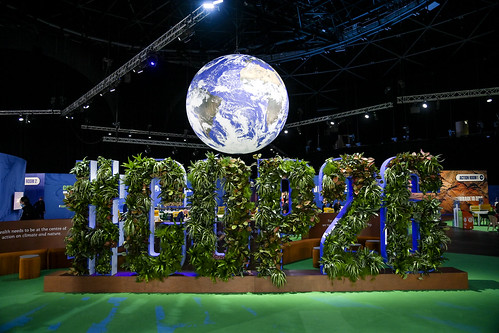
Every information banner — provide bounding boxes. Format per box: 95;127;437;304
438;170;488;215
0;219;72;253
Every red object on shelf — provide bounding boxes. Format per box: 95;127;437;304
462;211;474;230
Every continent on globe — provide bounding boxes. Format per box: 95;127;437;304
186;54;289;154
198;94;222;137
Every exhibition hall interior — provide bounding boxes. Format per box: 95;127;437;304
1;1;499;332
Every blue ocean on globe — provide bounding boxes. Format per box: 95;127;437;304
186;54;289;154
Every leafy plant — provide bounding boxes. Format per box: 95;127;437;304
219;156;254;276
90;157;119;274
383;151;449;277
122;155;187;281
186;153;254;281
321;153;385;282
254;155;319;287
153;157;186;206
121;154;155;279
64;157;120;275
64;158;93;275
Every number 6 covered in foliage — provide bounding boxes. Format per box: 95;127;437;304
380;151;449;276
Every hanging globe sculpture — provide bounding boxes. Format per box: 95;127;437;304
186;54;289;154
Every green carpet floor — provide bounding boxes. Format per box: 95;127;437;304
1;252;499;333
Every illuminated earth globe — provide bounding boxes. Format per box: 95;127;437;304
186;54;289;154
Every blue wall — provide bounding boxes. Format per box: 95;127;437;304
24;173;76;219
0;153;26;221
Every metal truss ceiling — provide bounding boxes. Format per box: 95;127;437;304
1;0;497;160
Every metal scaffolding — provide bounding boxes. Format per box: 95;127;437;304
262;0;433;64
396;87;499;104
285;102;393;128
0;109;61;116
283;86;498;130
81;125;198;139
102;136;207;149
61;3;220;116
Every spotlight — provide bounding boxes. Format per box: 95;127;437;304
330;120;335;125
422;102;428;109
18;115;24;122
147;55;158;67
364;113;370;119
83;105;90;109
128;134;132;138
203;0;223;9
148;136;152;139
109;87;116;93
486;98;493;103
108;132;112;136
284;129;288;134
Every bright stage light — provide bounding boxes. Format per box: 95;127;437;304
203;0;223;9
422;102;428;109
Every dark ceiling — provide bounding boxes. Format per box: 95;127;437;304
0;0;498;181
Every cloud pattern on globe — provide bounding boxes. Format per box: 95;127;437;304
186;54;289;154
